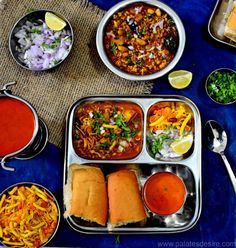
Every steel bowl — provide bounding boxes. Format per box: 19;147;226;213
0;81;48;171
9;9;74;71
0;182;60;247
96;0;186;81
205;68;236;105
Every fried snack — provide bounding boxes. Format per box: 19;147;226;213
0;185;58;248
224;1;236;42
107;170;147;228
69;165;108;226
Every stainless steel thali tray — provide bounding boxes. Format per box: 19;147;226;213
63;95;202;234
208;0;236;48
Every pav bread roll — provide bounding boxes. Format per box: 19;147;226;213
224;1;236;42
69;165;108;226
107;169;147;228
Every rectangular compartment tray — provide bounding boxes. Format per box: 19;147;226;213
63;95;202;234
208;0;236;48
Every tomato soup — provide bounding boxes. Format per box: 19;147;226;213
0;97;35;156
143;172;186;215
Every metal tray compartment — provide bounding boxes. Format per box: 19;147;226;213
63;95;202;234
208;0;236;48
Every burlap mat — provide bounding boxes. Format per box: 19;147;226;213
0;0;153;147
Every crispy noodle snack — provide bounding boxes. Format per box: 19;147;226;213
0;184;59;248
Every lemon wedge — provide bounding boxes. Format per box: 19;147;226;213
170;134;193;155
168;70;193;89
45;12;67;31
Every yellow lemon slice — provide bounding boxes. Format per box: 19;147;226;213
168;70;193;89
45;12;67;31
170;134;193;155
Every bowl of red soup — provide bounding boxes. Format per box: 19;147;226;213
72;100;143;160
143;171;187;216
0;82;48;171
96;0;185;81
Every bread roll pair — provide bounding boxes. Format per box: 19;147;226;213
67;164;147;227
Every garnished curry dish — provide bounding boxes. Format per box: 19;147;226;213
0;184;59;248
72;101;143;160
104;3;179;75
147;102;194;160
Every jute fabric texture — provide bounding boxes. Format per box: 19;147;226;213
0;0;153;147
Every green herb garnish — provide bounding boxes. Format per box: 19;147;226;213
93;111;104;119
31;28;41;34
53;59;60;65
169;18;175;26
125;32;132;40
151;134;171;156
111;42;118;55
207;70;236;104
138;27;146;37
114;235;121;245
91;121;101;134
136;59;144;66
98;142;110;149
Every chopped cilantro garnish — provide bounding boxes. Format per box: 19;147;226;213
136;59;144;66
31;28;41;34
111;42;118;55
98;142;110;149
53;59;60;65
151;134;171;156
93;111;104;119
207;70;236;104
91;121;101;134
125;32;132;40
114;235;121;245
108;128;117;141
74;133;80;140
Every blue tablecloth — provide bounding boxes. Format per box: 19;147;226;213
1;0;235;247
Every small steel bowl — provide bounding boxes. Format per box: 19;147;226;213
96;0;185;81
205;68;236;105
9;9;74;71
0;182;60;247
142;171;187;216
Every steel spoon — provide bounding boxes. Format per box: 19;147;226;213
204;120;236;194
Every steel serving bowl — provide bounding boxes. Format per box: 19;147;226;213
205;68;236;105
96;0;186;81
9;9;74;71
0;81;48;172
0;182;60;247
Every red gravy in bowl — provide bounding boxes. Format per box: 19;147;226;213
143;172;186;215
0;97;35;156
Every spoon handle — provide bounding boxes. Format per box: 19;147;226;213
220;152;236;194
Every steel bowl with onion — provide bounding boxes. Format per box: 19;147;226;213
205;68;236;105
96;0;186;81
9;9;74;71
0;182;60;247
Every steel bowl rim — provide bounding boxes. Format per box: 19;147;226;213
205;67;236;105
96;0;186;81
8;9;74;71
0;181;61;247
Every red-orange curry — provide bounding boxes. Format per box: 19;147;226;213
72;101;143;160
143;172;186;215
104;3;179;75
0;98;35;157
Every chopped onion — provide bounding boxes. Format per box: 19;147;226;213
14;18;72;70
